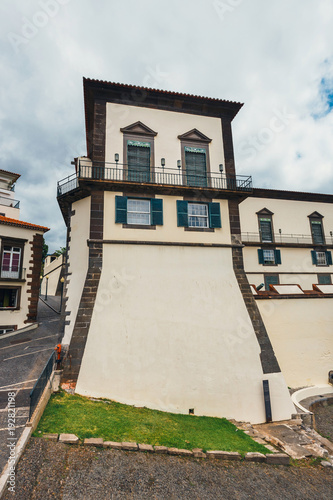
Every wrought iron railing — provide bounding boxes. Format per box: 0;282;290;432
29;351;55;420
0;267;26;280
241;232;333;245
0;196;20;209
57;161;253;196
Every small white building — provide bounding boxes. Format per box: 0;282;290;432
0;168;49;334
57;79;332;424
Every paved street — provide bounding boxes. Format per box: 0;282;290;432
3;439;333;500
0;297;62;475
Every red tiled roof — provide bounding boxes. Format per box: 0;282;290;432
0;215;49;232
0;169;21;179
83;77;243;107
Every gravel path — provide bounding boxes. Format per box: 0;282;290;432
2;438;333;499
313;404;333;441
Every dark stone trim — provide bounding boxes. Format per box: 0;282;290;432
221;117;236;178
246;271;332;275
62;192;104;385
24;233;43;323
88;239;242;249
228;199;280;374
255;294;333;300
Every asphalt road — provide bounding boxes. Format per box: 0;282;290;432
0;297;62;475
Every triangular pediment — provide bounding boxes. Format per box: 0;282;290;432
256;207;274;216
178;128;212;143
308;211;323;219
120;121;157;136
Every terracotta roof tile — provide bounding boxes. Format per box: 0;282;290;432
0;215;49;232
0;169;21;179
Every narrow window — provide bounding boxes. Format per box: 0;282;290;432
264;274;279;291
316;251;327;266
311;220;325;244
184;147;207;187
115;196;163;227
259;218;273;242
177;201;221;229
127;141;151;182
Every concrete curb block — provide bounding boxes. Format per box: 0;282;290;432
38;434;292;465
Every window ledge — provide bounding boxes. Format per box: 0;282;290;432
122;224;156;230
184;227;215;232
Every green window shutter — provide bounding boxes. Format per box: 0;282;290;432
311;221;324;244
151;199;163;225
274;249;281;265
265;275;279;291
209;202;221;228
326;251;332;266
115;196;127;224
177;200;188;227
311;250;317;265
258;249;264;264
259;219;273;242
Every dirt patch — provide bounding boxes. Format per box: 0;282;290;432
2;438;333;499
313;404;333;441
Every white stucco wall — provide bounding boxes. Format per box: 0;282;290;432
62;197;90;345
239;197;333;237
257;298;333;387
104;192;231;245
105;103;225;176
41;254;63;296
76;244;294;424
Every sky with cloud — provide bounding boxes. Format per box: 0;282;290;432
0;0;333;251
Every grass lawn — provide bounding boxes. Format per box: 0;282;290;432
33;391;270;455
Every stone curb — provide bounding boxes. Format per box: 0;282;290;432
41;434;292;465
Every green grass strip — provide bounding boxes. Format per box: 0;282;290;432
33;391;270;455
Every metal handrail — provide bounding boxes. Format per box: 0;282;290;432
0;267;26;279
241;232;333;245
57;161;253;196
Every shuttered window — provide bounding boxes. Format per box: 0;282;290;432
185;147;207;187
311;221;324;244
115;196;163;226
311;250;332;266
258;249;281;265
177;201;221;229
127;141;151;182
259;218;273;242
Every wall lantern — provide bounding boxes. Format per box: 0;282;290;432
161;158;166;167
114;153;119;163
219;163;224;173
177;160;181;169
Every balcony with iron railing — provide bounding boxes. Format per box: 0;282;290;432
57;161;253;197
0;196;20;209
241;232;333;246
0;266;26;280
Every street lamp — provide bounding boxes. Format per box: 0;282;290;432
45;275;49;301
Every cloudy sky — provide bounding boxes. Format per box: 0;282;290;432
1;0;333;251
